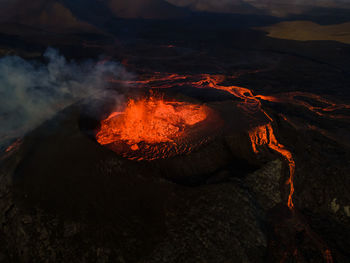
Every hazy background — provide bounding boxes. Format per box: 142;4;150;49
1;0;350;23
167;0;350;16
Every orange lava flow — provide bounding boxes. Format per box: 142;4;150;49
193;74;272;121
324;249;334;263
96;96;208;148
257;92;350;120
5;139;22;153
193;74;295;209
107;72;339;260
109;72;187;89
1;138;22;161
249;124;295;209
107;72;348;211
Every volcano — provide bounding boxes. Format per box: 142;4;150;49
2;68;350;263
1;2;350;263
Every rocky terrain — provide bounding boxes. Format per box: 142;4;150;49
0;1;350;262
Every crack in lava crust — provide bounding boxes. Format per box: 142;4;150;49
96;96;214;161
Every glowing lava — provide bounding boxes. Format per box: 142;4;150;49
106;72;342;261
248;124;295;209
193;74;295;209
96;96;208;155
107;72;348;211
5;139;22;153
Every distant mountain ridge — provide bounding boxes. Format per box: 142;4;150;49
106;0;189;19
0;0;190;33
167;0;350;17
0;0;99;33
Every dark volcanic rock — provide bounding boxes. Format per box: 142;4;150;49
144;183;267;263
0;94;275;263
0;72;349;262
246;159;283;210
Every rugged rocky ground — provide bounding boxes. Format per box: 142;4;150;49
0;8;350;263
1;75;349;262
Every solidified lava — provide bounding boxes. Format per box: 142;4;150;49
192;74;296;210
105;72;349;261
110;71;349;212
106;73;296;208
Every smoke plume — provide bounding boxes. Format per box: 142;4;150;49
0;48;130;147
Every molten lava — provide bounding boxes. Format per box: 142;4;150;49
107;71;349;206
105;71;342;261
248;124;295;209
96;96;209;159
5;139;22;153
193;74;296;209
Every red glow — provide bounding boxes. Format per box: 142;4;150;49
5;139;22;153
193;74;272;121
257;92;350;120
106;72;349;212
104;72;341;261
96;96;208;148
193;74;295;209
324;249;333;263
249;124;295;209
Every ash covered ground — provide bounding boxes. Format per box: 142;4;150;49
0;2;350;263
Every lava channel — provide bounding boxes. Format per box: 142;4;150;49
96;96;215;161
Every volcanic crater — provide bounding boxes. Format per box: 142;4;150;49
75;83;278;180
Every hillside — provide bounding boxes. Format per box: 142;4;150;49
0;0;99;33
258;21;350;44
106;0;189;19
167;0;350;17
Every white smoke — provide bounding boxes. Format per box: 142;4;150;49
0;48;131;145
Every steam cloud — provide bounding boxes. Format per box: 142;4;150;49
0;48;130;147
